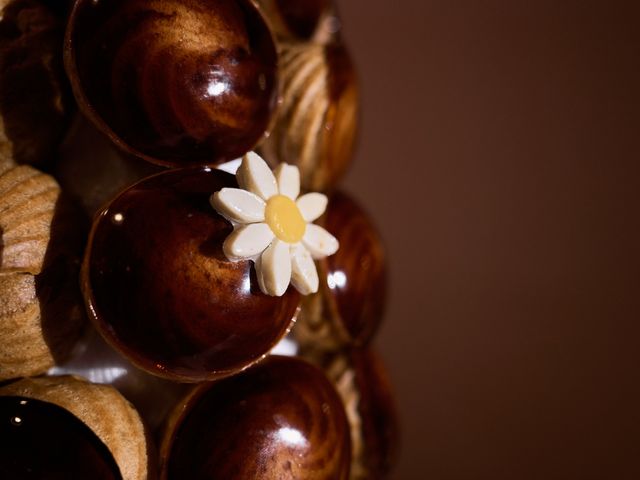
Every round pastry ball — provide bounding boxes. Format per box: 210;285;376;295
0;375;153;480
259;41;359;192
0;0;72;169
82;167;300;382
294;191;387;353
0;165;85;381
325;349;400;480
64;0;278;167
161;355;351;479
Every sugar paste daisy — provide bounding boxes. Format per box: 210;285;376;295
211;152;339;296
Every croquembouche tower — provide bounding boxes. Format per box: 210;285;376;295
0;0;398;478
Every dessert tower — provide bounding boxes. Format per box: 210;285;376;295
0;0;398;478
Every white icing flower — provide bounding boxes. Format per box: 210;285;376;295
211;152;339;297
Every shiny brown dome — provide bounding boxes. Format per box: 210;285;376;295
162;356;351;479
83;167;299;381
64;0;278;167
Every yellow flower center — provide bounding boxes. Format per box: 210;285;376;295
265;195;306;243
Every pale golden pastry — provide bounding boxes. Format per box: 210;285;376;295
0;165;61;274
0;164;84;381
258;41;359;191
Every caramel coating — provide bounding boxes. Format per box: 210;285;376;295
0;0;71;168
161;356;351;479
259;41;358;192
0;376;151;480
0;165;84;381
83;167;300;382
294;191;387;352
65;0;278;167
322;192;387;343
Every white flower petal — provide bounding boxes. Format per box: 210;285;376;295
255;255;268;295
274;163;300;200
211;188;265;224
296;193;328;222
290;244;319;294
255;240;292;296
215;157;242;174
223;223;274;260
302;224;339;259
236;152;278;201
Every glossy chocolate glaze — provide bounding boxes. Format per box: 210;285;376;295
348;350;399;480
322;191;387;345
162;356;351;479
64;0;278;167
83;167;300;381
0;0;72;168
295;191;386;352
312;349;398;479
0;396;122;479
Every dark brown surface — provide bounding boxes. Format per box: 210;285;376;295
0;0;71;168
350;350;399;480
36;184;87;367
83;168;299;382
321;43;359;190
0;396;122;479
294;191;386;354
273;0;330;40
323;349;399;480
321;191;386;346
340;0;640;478
35;253;85;366
254;0;334;42
65;0;277;167
162;356;351;479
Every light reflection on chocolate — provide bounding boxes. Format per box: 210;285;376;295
64;0;278;167
293;191;387;354
83;167;300;382
161;356;351;479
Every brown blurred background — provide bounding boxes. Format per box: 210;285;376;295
338;1;640;478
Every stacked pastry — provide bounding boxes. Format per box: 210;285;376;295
0;1;398;478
